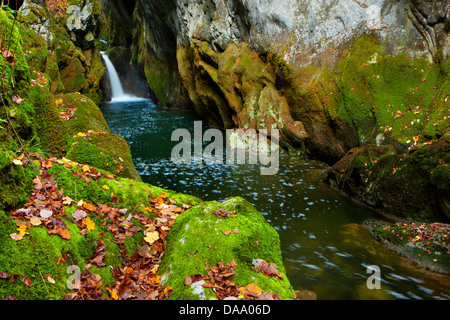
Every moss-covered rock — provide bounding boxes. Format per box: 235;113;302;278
327;137;450;222
66;132;141;181
158;197;295;300
365;219;450;275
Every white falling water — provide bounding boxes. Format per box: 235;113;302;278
101;52;143;102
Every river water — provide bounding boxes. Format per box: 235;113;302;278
100;99;450;300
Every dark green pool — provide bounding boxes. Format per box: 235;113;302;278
100;99;450;300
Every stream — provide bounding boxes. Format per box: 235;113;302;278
100;99;450;300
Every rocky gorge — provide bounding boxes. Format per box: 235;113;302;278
101;0;449;222
0;0;448;301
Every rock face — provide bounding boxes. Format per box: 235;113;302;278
102;0;450;221
20;0;105;104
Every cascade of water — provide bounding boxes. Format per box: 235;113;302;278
101;52;143;102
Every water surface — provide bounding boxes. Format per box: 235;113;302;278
101;99;450;300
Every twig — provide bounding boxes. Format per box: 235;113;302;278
36;262;50;294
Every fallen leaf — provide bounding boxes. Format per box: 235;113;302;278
30;217;42;226
17;224;29;236
223;230;232;236
21;275;32;287
9;233;22;241
83;202;95;212
40;209;53;219
12;159;23;166
59;228;71;240
110;288;119;300
72;209;87;221
45;274;55;284
101;185;110;190
184;276;192;286
85;217;96;231
12;95;23;104
144;231;159;244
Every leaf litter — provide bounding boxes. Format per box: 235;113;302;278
3;154;285;300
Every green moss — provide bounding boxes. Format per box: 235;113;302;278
0;160;36;210
0;213;100;299
27;84;68;157
338;35;444;145
62;93;110;135
47;162;201;211
66;133;141;181
144;55;170;105
158;197;295;300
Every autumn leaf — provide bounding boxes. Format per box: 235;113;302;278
83;202;96;212
45;274;56;284
101;185;110;190
59;228;71;240
21;275;32;287
72;209;87;222
17;224;29;236
30;217;42;226
252;259;283;279
223;230;232;236
42;160;53;168
11;95;23;104
10;233;23;241
85;217;96;231
40;209;53;219
12;159;23;166
2;49;15;63
82;164;90;172
238;283;262;297
110;288;119;300
144;231;159;244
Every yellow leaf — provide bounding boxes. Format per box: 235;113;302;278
102;185;110;190
144;231;159;244
72;141;78;146
82;164;90;172
85;217;96;231
110;288;119;300
164;286;172;294
151;265;159;273
18;224;29;236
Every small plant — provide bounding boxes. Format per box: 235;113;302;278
0;118;7;129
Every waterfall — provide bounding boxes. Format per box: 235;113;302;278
101;52;142;102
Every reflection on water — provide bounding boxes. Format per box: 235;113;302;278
100;99;450;300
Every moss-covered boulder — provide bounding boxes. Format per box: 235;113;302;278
157;197;295;300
